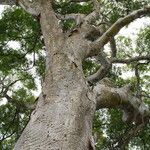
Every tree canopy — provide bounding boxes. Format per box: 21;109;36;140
0;0;150;149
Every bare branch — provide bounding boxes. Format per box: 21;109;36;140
92;0;100;13
19;0;41;16
111;55;150;64
87;51;111;83
40;0;64;53
85;6;150;58
93;78;149;124
56;13;85;20
110;37;117;58
87;65;111;83
98;6;150;46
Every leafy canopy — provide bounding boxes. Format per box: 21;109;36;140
0;0;150;149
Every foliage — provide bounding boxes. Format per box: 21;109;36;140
0;1;150;149
0;6;45;149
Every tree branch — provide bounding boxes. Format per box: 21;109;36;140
0;0;41;16
135;63;141;98
4;94;36;110
40;0;64;54
87;51;111;83
109;122;148;149
87;65;111;83
93;78;149;124
56;13;85;20
0;79;36;110
83;11;99;25
56;13;85;28
0;130;16;143
92;0;100;13
0;0;17;5
0;109;18;142
111;55;150;64
110;37;117;58
69;0;90;2
0;79;22;96
85;6;150;58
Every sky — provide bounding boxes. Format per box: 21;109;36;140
0;5;150;104
0;5;5;16
1;5;150;39
0;6;41;105
119;17;150;37
0;6;149;149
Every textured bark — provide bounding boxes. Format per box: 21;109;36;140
93;79;149;123
14;1;96;149
14;75;95;150
1;0;149;149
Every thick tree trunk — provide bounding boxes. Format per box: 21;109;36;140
1;0;147;149
14;1;96;150
14;54;95;150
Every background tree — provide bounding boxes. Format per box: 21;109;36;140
0;0;150;149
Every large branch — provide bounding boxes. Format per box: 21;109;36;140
87;55;150;83
93;78;149;124
85;6;150;58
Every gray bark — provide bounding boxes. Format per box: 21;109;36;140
0;0;149;149
14;1;96;149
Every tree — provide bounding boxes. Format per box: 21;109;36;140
0;0;150;149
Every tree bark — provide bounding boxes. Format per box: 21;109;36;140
1;0;149;149
14;1;96;149
14;63;95;150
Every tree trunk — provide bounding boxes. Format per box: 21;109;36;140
14;1;96;150
1;0;148;149
14;50;95;150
